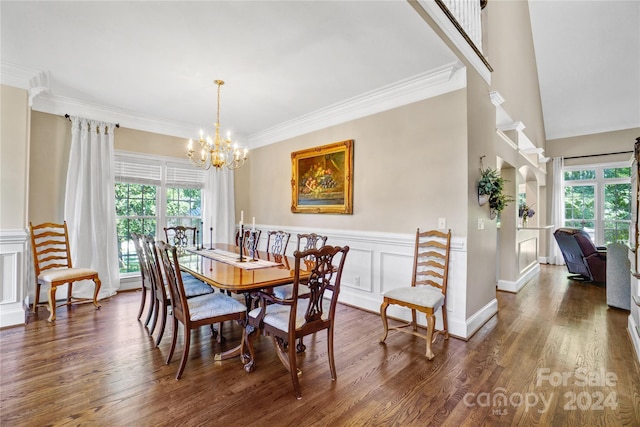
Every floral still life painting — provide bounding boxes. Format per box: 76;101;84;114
291;140;353;214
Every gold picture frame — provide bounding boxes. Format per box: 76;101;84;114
291;140;353;214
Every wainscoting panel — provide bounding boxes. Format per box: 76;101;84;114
254;225;479;338
518;237;538;274
0;229;28;327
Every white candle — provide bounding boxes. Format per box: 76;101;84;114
240;210;244;223
252;217;255;231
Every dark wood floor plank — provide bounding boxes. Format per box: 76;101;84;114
1;265;639;426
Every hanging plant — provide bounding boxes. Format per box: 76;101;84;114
478;156;514;217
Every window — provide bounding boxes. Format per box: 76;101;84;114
563;163;631;246
115;154;205;275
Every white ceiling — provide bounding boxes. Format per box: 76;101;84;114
528;0;640;141
2;1;639;147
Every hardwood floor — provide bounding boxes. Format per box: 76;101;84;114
1;265;639;426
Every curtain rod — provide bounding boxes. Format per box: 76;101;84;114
64;114;120;128
564;150;632;160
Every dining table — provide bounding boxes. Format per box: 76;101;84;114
176;243;312;362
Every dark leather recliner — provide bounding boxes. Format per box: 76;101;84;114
553;228;607;282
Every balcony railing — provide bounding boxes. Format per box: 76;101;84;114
439;0;483;52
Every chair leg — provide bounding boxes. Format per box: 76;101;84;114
47;285;57;323
379;300;389;342
155;303;167;347
166;316;178;365
425;313;436;360
143;288;154;327
67;281;73;304
411;309;417;331
92;277;101;309
243;324;258;373
327;326;337;381
137;287;147;320
149;299;160;335
33;283;41;313
176;328;191;380
441;306;449;340
289;336;302;399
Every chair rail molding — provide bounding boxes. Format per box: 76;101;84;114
252;224;496;340
0;229;29;327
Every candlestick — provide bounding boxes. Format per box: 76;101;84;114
238;224;244;262
209;227;213;250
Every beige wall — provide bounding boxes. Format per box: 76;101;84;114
486;0;546;151
465;68;499;317
546;128;639;167
28;111;70;224
28;111;189;223
114;127;188;157
1;85;30;230
238;90;468;235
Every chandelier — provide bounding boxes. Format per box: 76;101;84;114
187;80;248;170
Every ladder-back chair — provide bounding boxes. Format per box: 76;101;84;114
29;221;101;322
380;229;451;360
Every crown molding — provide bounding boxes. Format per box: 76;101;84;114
1;61;49;106
32;93;195;139
248;62;466;149
13;61;467;147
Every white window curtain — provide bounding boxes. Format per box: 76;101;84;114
548;157;565;265
64;117;120;298
203;169;235;245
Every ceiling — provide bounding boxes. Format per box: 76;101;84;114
528;0;640;141
2;1;639;148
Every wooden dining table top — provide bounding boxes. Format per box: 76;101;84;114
177;243;311;292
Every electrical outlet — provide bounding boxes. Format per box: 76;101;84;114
478;217;484;230
354;276;360;286
438;218;446;230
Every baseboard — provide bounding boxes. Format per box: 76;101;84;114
497;264;540;293
0;302;25;328
629;314;640;365
463;297;498;339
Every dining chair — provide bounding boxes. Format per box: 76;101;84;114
245;245;350;399
296;232;328;253
29;221;101;322
380;229;451;360
266;230;291;255
164;226;197;250
236;228;262;255
274;232;327;351
142;234;214;347
156;240;247;379
131;233;154;327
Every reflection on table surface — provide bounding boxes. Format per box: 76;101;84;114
177;243;311;292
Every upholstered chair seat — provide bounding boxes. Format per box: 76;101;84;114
383;286;445;310
188;292;246;322
248;297;330;331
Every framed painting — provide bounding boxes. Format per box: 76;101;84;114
291;140;353;214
